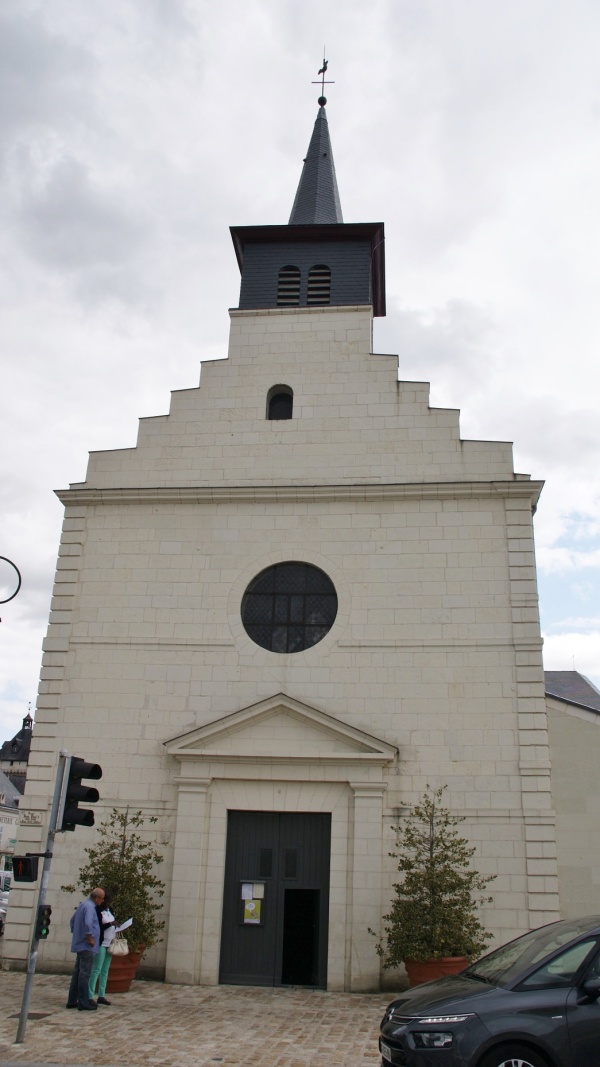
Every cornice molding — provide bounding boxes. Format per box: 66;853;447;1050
229;303;372;319
56;480;544;508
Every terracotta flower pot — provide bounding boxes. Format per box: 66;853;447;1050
404;956;468;986
106;945;146;994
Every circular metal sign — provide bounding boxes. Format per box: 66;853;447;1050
0;556;22;604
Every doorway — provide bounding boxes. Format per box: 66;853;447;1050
219;811;331;988
281;888;320;985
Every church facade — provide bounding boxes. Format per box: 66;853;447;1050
6;102;575;991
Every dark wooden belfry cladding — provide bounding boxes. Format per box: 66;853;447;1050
231;223;386;316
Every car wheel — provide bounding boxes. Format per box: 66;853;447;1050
478;1045;549;1067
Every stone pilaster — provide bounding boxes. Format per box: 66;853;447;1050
507;497;560;924
349;782;386;991
165;778;211;984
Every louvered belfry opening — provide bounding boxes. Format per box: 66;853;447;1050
307;264;331;305
277;265;301;306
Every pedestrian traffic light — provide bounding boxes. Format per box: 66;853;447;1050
12;856;39;882
60;756;102;831
35;904;52;940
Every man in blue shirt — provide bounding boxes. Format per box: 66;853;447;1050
66;888;105;1011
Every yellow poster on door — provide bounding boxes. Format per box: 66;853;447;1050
243;899;261;924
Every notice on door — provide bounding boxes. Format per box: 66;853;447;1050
243;900;261;924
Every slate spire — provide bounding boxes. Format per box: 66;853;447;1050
289;105;343;225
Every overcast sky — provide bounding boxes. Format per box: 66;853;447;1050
2;0;600;742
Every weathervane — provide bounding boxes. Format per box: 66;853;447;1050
312;50;334;106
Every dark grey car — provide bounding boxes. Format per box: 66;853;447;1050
379;915;600;1067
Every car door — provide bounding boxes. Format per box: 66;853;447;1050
565;944;600;1066
515;937;599;1066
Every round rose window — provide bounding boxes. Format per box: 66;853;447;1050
241;562;337;653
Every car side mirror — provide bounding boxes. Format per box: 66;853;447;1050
576;976;600;1005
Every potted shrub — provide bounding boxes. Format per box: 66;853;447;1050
62;807;166;992
373;786;495;986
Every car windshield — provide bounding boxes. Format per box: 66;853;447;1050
465;917;600;986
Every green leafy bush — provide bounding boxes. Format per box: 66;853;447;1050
62;808;165;954
375;786;495;966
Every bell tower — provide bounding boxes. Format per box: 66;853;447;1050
230;97;385;316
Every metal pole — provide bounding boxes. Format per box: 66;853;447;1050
15;752;68;1045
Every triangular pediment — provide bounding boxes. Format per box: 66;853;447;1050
164;693;397;764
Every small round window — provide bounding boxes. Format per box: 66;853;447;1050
241;562;337;653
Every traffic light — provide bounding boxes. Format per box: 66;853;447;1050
35;904;52;940
12;856;39;882
60;756;102;831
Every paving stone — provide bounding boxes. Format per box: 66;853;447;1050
0;973;392;1066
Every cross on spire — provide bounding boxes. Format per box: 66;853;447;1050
312;51;334;105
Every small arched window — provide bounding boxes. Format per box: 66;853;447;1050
307;264;331;305
277;265;301;307
267;385;293;421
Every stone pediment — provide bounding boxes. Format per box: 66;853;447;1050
164;693;397;765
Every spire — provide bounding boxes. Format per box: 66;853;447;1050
289;105;343;225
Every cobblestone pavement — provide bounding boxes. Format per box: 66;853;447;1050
0;972;394;1067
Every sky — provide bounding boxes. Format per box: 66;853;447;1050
1;0;600;742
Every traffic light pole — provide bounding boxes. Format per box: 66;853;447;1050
15;752;68;1045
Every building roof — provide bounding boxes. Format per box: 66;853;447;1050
0;768;20;807
0;711;33;764
544;670;600;714
289;105;343;225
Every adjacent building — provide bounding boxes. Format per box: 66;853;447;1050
0;769;20;870
0;712;33;797
545;671;600;922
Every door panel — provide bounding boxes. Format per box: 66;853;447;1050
567;946;600;1066
219;811;331;988
566;990;600;1066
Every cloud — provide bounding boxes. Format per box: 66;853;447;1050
19;156;147;271
381;300;497;389
546;615;600;632
537;546;600;575
543;631;600;684
0;5;93;148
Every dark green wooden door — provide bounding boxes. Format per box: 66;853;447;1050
219;811;331;987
